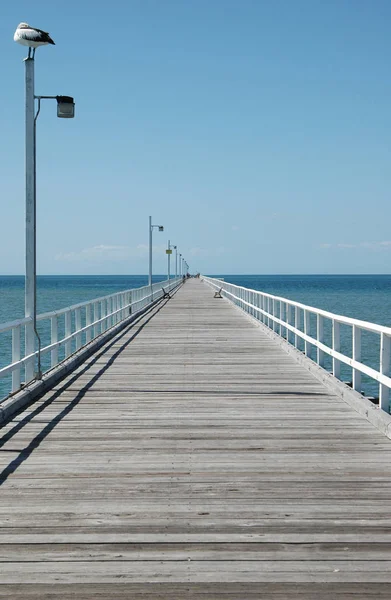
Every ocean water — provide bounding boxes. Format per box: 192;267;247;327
1;274;390;403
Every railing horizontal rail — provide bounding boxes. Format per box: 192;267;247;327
203;276;391;414
0;278;182;402
0;316;31;334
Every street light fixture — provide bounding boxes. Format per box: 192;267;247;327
149;216;164;293
56;95;75;118
24;56;75;383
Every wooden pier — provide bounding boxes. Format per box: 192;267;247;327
1;279;391;598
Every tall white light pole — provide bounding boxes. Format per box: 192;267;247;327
148;216;164;294
25;56;35;382
174;246;178;279
24;56;75;383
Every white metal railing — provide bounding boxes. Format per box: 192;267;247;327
203;276;391;414
0;278;181;402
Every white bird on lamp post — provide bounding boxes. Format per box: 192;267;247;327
14;22;55;59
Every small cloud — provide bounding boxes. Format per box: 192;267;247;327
55;245;130;262
319;241;391;251
55;243;166;262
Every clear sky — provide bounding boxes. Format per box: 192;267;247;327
1;0;390;275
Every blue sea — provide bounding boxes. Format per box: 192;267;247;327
1;274;391;402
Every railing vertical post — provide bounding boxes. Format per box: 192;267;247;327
332;320;341;379
285;302;290;342
50;315;58;367
304;310;310;356
268;298;272;329
379;332;390;412
106;298;111;329
279;301;283;337
114;295;118;322
287;304;292;344
264;295;267;325
86;305;91;343
272;299;276;332
129;291;132;315
100;301;105;333
65;311;72;358
294;306;299;348
94;302;99;338
122;293;126;320
107;297;112;327
352;325;361;392
317;315;325;367
75;308;82;350
12;325;21;392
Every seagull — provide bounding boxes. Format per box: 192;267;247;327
14;22;55;59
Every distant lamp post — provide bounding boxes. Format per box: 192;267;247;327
174;246;178;279
166;241;176;281
149;216;164;292
22;45;74;384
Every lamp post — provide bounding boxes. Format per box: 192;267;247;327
24;56;74;383
166;241;176;281
148;216;164;295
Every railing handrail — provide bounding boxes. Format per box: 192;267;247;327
0;315;32;334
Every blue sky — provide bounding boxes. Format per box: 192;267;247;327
1;0;390;275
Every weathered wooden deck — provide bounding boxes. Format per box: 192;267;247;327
1;279;391;598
